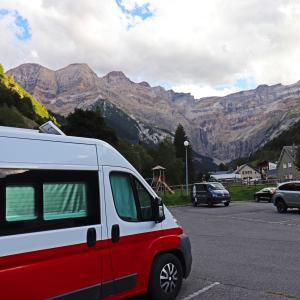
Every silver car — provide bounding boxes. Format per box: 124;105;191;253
272;181;300;213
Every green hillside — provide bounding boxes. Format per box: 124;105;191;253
0;64;57;128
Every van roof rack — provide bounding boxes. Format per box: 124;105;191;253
39;121;65;136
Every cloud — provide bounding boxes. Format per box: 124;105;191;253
1;0;300;98
0;8;31;40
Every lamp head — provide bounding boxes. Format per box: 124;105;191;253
184;140;189;147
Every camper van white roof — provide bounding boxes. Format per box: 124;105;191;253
0;124;134;171
0;122;65;136
0;126;39;134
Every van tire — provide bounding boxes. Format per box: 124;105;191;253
148;253;183;300
224;202;229;207
276;199;287;213
208;198;214;207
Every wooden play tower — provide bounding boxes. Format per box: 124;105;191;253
151;165;174;194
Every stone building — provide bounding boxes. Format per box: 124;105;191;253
277;146;300;181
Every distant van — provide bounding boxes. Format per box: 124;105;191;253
191;182;230;207
0;124;192;300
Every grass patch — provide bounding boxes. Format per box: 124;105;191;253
158;184;277;205
159;192;190;206
266;290;295;298
225;184;275;202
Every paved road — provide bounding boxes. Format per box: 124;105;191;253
131;202;300;299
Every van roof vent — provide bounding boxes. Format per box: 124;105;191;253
39;121;65;135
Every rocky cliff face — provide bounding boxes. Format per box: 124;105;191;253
7;63;300;161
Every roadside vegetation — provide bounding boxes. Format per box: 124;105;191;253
225;184;272;202
159;184;275;206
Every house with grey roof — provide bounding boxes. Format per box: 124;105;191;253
236;164;261;181
209;170;242;182
277;146;300;181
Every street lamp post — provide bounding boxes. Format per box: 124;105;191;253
184;140;189;196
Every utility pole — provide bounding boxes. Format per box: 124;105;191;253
184;140;189;196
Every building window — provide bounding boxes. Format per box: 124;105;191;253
289;174;293;179
288;162;292;168
283;163;287;169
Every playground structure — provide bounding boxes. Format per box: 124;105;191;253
151;165;174;194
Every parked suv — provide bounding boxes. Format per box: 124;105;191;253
191;182;230;207
272;181;300;213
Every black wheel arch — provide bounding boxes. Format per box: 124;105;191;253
151;234;192;279
274;196;286;206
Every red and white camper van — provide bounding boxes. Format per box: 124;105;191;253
0;124;192;300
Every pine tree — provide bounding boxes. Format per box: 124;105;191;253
219;163;228;171
62;108;118;146
174;124;186;159
173;124;195;183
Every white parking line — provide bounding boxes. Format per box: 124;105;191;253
218;215;300;227
181;282;220;300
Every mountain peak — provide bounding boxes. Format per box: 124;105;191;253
138;81;151;88
58;63;96;74
103;71;131;83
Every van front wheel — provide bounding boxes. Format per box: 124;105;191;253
148;253;183;300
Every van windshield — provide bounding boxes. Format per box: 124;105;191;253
208;183;225;190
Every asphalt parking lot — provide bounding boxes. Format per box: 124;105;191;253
132;202;300;300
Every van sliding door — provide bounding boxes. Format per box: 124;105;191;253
0;169;103;300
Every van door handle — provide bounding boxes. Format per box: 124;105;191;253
87;228;97;247
111;224;120;243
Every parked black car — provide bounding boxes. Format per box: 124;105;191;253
191;182;230;207
254;187;276;202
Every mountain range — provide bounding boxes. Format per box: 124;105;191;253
7;63;300;162
0;65;56;129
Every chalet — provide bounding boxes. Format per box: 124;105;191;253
277;146;300;181
236;164;261;181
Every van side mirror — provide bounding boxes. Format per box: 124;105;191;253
153;197;165;223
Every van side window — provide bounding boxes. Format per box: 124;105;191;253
197;184;206;191
43;183;88;220
110;173;138;221
295;183;300;192
110;172;154;222
6;185;36;222
279;184;293;191
0;169;100;236
135;179;153;221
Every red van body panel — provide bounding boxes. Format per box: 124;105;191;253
0;228;184;300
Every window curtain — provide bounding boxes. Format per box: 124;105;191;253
6;186;36;221
43;183;87;220
110;175;137;220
